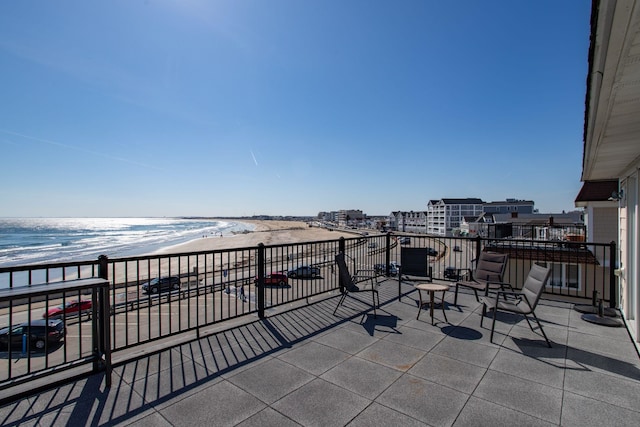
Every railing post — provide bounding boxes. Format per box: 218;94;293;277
338;238;346;293
475;235;482;266
609;241;617;309
385;232;391;276
257;243;265;319
96;255;112;386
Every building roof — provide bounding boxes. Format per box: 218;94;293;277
575;180;618;203
440;198;484;205
485;246;599;265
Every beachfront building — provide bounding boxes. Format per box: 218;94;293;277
427;198;484;236
582;0;640;346
482;198;535;214
396;211;427;234
337;209;365;227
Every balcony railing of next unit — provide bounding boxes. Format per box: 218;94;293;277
0;233;617;400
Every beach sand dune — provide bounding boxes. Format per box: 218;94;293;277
156;220;358;254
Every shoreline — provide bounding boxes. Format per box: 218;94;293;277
155;220;358;254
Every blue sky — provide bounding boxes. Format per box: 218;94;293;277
0;1;591;218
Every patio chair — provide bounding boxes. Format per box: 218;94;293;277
480;263;552;347
399;247;432;283
333;252;380;318
453;251;509;305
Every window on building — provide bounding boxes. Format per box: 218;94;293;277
549;263;580;289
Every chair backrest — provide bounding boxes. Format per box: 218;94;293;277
474;251;508;282
335;252;359;292
521;263;552;309
400;247;430;277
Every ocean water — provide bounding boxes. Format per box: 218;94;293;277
0;217;254;267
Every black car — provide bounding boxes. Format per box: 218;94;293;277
426;247;438;256
142;276;181;294
444;267;460;280
287;266;320;278
0;319;66;351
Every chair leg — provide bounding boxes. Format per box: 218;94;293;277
454;285;459;305
473;289;479;302
490;308;497;343
333;293;347;315
371;291;377;318
481;303;486;327
531;312;552;348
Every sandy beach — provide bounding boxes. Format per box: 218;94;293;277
156;220;358;254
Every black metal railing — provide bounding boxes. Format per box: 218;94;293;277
0;231;617;397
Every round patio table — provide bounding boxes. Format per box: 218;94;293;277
415;283;450;325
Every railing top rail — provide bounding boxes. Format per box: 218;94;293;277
0;277;109;301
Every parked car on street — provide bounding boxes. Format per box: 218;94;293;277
43;300;92;319
444;267;460;280
453;245;462;252
398;237;411;245
287;266;320;278
368;242;378;249
0;319;66;351
142;276;181;294
374;262;400;276
426;247;438;256
254;272;289;286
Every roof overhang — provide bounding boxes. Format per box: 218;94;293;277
582;0;640;181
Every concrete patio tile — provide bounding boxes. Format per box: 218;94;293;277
277;340;350;376
564;366;640;412
235;407;301;427
159;380;265;426
453;396;555;427
564;345;640;381
347;402;427;426
29;372;150;426
488;348;565;388
382;324;445;352
356;339;426;372
192;340;274;379
226;358;314;404
121;411;173;427
271;378;370;426
115;347;194;383
568;310;630;340
376;374;468;427
0;397;36;426
130;354;218;406
408;353;487;394
320;357;403;400
313;327;378;354
560;390;640;427
473;370;562;424
567;330;640;363
430;338;499;368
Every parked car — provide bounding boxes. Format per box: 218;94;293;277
254;272;288;286
0;319;66;351
426;247;438;256
398;237;411;245
374;262;400;276
444;267;460;280
287;266;320;278
43;300;92;319
368;242;378;249
142;276;181;294
453;245;462;252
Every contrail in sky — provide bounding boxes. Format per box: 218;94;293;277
250;150;258;166
0;128;163;171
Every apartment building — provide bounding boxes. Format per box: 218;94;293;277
427;198;484;236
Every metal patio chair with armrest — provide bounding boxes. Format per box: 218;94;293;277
453;251;509;305
480;263;553;347
333;252;380;318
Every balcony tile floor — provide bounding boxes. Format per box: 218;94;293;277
2;279;640;426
